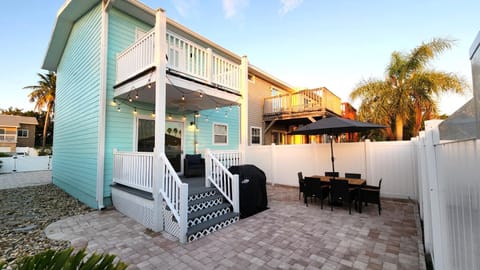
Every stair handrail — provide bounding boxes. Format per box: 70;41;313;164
205;149;240;213
159;152;188;243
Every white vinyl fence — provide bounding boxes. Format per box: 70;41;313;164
0;156;52;173
416;120;480;270
245;140;417;199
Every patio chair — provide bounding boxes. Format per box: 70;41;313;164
345;173;361;179
324;171;339;178
303;177;330;209
298;172;305;200
359;178;382;215
183;154;205;178
329;178;357;214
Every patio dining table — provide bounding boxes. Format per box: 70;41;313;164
310;175;366;186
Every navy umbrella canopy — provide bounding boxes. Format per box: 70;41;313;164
290;116;385;175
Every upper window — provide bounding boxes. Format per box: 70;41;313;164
250;127;262;145
271;87;279;96
17;129;29;138
213;123;228;144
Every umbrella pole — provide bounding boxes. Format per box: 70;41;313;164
330;136;335;178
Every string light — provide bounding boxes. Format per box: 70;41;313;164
182;115;186;121
135;91;139;99
199;92;203;98
215;106;219;112
168;114;172;120
181;95;185;101
133;107;137;114
128;95;133;102
151;111;155;117
194;111;200;118
117;106;121;112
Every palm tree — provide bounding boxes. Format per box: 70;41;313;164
24;72;56;148
350;38;466;140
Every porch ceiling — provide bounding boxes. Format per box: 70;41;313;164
114;73;241;114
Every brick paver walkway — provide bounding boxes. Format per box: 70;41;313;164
45;185;425;269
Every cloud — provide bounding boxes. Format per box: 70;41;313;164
222;0;249;19
278;0;303;15
171;0;195;17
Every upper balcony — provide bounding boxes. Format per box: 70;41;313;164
263;88;342;121
116;29;241;93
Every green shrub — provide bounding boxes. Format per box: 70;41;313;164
0;152;11;157
1;248;128;270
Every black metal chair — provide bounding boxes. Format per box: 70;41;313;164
329;179;357;214
303;177;330;209
359;178;382;215
345;173;361;179
324;171;339;178
183;154;205;178
298;172;305;200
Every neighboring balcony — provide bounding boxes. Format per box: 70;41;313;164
263;88;342;121
116;29;241;93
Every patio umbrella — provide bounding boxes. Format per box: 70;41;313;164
290;116;385;176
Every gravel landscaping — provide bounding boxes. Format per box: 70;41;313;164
0;184;92;266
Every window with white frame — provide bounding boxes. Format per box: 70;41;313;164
17;129;29;138
213;123;228;144
250;126;261;145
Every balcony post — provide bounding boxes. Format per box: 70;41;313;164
206;48;213;84
152;8;167;232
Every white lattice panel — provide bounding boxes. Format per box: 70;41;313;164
162;201;181;240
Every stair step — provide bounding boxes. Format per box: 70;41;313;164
187;212;239;242
188;187;217;202
188;193;224;214
187;202;232;228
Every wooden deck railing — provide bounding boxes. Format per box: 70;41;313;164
205;149;239;213
116;29;241;93
112;150;154;192
263;88;342;116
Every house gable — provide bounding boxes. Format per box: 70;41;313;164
53;4;103;208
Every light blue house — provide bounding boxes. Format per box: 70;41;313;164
42;0;262;242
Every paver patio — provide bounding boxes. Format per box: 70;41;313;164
45;185;425;269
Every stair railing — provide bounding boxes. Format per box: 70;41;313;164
205;149;239;213
159;152;188;243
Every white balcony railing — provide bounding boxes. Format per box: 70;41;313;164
116;29;241;92
112;150;154;192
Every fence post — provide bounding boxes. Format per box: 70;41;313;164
424;120;444;270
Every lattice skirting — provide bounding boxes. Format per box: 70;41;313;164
187;216;239;242
188;207;231;228
188;198;223;214
188;190;216;202
112;188;155;230
162;201;181;241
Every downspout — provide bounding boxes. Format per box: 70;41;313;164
96;0;111;210
239;56;249;163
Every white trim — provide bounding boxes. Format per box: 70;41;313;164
135;27;147;40
250;126;262;145
134;114;155;152
213;122;228;145
96;2;108;210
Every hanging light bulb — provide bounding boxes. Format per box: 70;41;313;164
199;92;203;98
194;111;200;118
128;95;133;102
168;114;172;120
117;106;121;112
112;99;117;106
181;95;185;101
182;115;186;121
135;91;139;99
215;106;219;112
133;107;137;114
151;111;155;118
147;79;152;88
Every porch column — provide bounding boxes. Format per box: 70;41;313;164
239;56;249;162
152;8;167;232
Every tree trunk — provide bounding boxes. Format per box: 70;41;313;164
395;115;404;141
413;106;423;137
42;110;50;148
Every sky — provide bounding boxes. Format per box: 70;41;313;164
1;0;479;115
